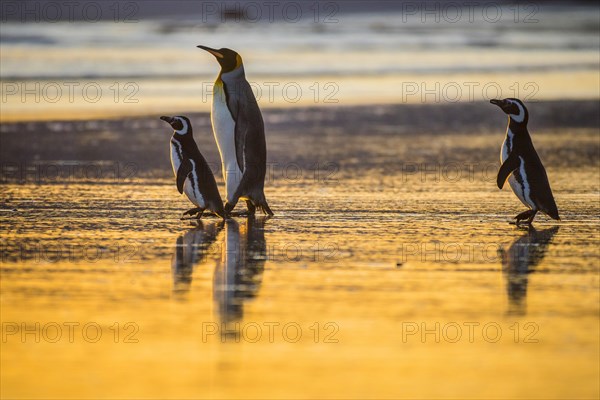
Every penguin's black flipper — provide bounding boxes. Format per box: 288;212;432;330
231;80;263;174
234;120;246;173
176;159;193;194
497;153;520;189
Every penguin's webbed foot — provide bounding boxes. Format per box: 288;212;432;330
202;210;225;219
513;210;537;226
224;201;270;218
181;207;203;220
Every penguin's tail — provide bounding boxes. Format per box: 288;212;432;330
544;204;560;221
209;200;226;220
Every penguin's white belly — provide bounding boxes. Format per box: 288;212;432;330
211;85;242;202
501;138;532;209
507;175;528;208
182;177;205;208
170;142;205;208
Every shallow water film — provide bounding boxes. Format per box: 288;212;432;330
1;102;599;399
1;1;600;398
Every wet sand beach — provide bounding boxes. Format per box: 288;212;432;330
1;101;598;398
1;1;599;396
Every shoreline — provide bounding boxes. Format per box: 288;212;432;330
1;98;598;125
1;69;598;123
1;100;598;183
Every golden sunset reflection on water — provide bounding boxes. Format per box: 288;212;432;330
1;2;599;398
2;159;598;398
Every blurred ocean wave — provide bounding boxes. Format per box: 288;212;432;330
1;4;598;80
1;2;598;120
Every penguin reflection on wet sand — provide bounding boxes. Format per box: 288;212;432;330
172;220;223;296
491;98;560;226
500;226;559;315
197;46;273;217
160;116;225;219
213;217;267;328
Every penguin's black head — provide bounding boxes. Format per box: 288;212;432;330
490;98;529;124
197;45;242;74
160;116;192;135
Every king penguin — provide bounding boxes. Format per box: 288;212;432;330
160;115;225;219
490;98;560;226
197;45;273;217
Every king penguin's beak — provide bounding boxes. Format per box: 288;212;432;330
490;99;503;107
160;116;174;124
197;45;224;59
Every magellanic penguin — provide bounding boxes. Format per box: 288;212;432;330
197;46;273;217
160;116;225;219
490;98;560;226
